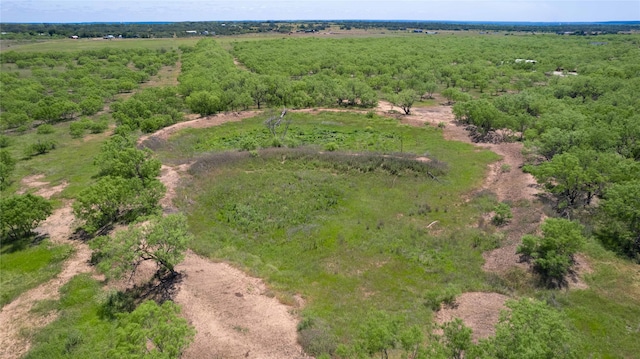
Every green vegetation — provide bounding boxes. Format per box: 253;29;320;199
111;300;195;358
0;241;73;307
2;32;640;359
518;218;585;284
156;111;499;346
91;214;192;279
0;193;52;240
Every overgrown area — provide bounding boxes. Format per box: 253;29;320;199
1;32;640;359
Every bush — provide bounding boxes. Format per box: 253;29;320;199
36;124;54;135
298;322;338;357
517;218;584;283
69;122;86;138
88;119;109;134
324;142;339;152
492;202;513;226
0;135;11;148
24;139;56;157
0;150;16;190
239;136;259;151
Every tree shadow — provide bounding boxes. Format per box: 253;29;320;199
99;270;183;320
0;232;48;254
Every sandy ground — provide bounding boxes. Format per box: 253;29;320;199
17;174;68;199
175;253;308;359
434;292;510;341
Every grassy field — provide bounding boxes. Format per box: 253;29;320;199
152;111;502;341
23;274;114;358
1;37;200;53
0;241;73;307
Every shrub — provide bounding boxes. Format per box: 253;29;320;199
517;218;584;283
0;150;16;190
492;202;513;226
324;142;339;152
69;122;86;138
0;194;52;240
239;136;259;151
88;119;109;134
24;139;56;157
0;135;11;148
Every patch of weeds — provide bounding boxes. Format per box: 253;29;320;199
500;163;512;173
232;325;249;334
298;316;337;357
0;241;73;307
492;202;513;226
423;286;461;311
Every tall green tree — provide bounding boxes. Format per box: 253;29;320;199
73;176;164;233
598;180;640;261
0;150;16;190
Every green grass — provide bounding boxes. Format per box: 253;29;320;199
24;274;114;359
161;111;500;341
0;240;73;307
2;120;111;202
555;240;640;358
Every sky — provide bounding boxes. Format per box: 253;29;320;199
0;0;638;23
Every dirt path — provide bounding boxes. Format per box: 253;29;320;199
175;253;308;359
0;205;92;359
390;101;539;338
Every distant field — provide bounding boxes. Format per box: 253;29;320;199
0;37;200;52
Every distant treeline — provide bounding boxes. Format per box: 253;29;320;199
0;20;638;39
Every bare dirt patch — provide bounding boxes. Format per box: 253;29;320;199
158;163;191;213
175;252;309;359
0;205;92;359
434;292;509;341
18;174;68;199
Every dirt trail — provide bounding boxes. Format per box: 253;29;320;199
175;253;308;359
0;206;92;359
393;102;539;274
388;101;538;338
